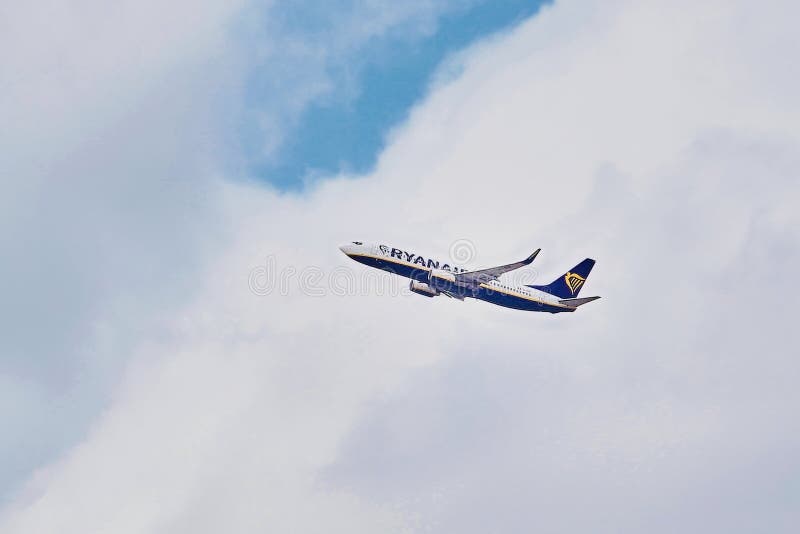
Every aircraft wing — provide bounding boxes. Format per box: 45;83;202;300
454;248;541;286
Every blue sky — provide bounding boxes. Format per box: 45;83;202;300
244;0;548;190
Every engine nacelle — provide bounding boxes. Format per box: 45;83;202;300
427;268;456;291
409;280;439;297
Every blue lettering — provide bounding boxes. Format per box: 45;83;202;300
390;248;403;259
404;251;415;262
426;258;439;269
414;256;426;266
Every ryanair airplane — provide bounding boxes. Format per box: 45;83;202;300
339;242;600;313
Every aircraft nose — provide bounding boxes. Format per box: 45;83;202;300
340;241;365;255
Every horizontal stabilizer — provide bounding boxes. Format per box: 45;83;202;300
558;296;601;308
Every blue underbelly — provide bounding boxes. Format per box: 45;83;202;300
475;286;572;313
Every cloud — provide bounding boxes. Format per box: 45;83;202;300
0;0;466;504
0;0;252;499
2;0;799;532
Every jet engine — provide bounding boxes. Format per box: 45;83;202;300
409;280;439;297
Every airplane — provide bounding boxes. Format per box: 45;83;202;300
338;241;600;313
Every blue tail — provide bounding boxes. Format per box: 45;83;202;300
528;258;595;298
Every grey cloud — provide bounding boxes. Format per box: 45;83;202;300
0;0;246;501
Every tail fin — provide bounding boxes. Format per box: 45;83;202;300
528;258;595;299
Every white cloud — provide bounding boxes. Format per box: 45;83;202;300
2;0;799;532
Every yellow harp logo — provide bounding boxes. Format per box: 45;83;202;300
564;272;585;295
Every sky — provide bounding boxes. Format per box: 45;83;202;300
1;1;799;533
240;0;547;189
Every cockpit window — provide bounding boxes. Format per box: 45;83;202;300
352;241;363;245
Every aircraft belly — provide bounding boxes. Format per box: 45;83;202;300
476;286;572;313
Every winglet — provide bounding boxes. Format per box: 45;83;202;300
524;248;541;265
